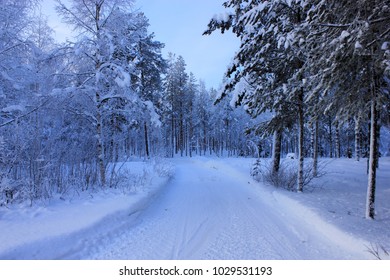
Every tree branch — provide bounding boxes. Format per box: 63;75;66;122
367;27;390;48
314;23;350;28
0;99;50;128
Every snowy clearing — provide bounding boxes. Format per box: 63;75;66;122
0;157;389;260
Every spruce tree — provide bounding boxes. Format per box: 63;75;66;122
307;0;390;218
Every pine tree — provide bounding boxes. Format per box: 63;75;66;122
205;0;310;191
196;81;211;156
307;0;390;218
129;13;166;158
185;73;198;157
162;54;189;156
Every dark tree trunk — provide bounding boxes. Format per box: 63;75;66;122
366;98;378;219
354;115;362;161
311;119;319;177
335;121;341;158
272;129;282;174
328;116;333;158
144;122;149;158
297;88;304;192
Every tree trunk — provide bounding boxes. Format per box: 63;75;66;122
311;119;319;177
328;116;333;158
144;122;150;158
96;92;106;187
171;117;175;157
94;7;105;187
189;114;193;157
180;116;184;157
354;114;361;161
375;119;380;169
272;129;282;174
366;98;378;219
335;121;341;158
203;121;207;156
297;89;304;192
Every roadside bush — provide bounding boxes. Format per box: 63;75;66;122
366;242;390;260
251;158;326;191
152;157;174;178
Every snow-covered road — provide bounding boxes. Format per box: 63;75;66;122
1;158;371;259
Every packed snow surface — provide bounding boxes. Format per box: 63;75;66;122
0;157;389;260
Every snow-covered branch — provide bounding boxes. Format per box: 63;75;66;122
0;99;50;128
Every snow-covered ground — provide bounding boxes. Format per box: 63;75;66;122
0;157;389;260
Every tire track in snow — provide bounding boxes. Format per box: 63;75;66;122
88;158;368;259
90;159;227;259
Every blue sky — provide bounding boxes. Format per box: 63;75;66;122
135;0;239;89
43;0;239;89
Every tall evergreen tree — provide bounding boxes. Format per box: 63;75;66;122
205;0;309;191
162;54;188;156
307;0;390;218
127;13;166;158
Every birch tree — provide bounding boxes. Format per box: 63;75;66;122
56;0;139;186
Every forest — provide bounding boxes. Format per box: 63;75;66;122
0;0;389;220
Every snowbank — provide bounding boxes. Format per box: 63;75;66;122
0;160;173;259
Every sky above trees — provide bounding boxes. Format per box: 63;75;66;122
41;0;239;89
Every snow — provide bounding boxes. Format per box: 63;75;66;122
1;105;25;113
212;12;232;24
339;30;350;42
1;71;15;82
355;41;363;50
114;67;131;88
229;78;248;108
255;1;269;13
277;36;285;49
0;157;389;260
382;41;389;50
286;153;296;159
144;100;161;127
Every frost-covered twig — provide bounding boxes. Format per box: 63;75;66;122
365;242;389;260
